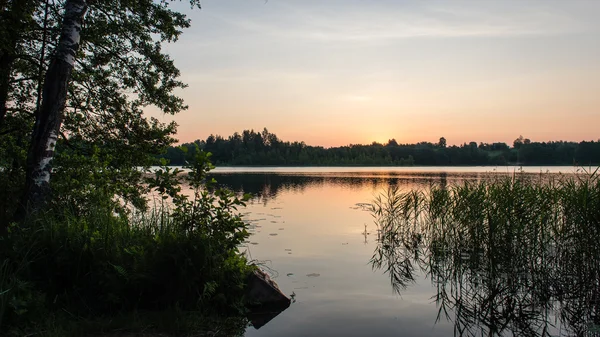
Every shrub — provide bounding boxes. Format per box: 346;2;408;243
0;149;254;334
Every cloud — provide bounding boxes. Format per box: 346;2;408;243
181;69;322;84
204;1;598;43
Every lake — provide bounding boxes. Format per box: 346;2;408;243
206;166;595;337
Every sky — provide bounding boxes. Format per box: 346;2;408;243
148;0;600;147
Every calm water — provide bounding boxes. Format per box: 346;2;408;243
205;166;591;337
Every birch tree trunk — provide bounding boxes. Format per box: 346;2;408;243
19;0;88;217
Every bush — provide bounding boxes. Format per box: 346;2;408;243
0;149;254;334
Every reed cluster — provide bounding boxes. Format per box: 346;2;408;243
371;169;600;336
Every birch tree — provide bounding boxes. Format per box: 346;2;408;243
19;0;88;215
0;0;202;226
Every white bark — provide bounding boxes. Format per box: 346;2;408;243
35;158;52;186
45;130;57;151
56;1;86;66
20;0;88;215
34;130;58;186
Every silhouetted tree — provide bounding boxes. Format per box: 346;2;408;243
438;137;447;148
513;135;525;149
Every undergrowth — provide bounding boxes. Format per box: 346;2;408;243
0;150;254;336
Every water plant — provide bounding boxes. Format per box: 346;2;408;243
371;169;600;336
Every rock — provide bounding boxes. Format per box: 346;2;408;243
246;268;291;329
246;268;290;307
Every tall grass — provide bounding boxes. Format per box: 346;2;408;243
371;170;600;337
0;177;254;335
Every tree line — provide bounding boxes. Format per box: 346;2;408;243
159;129;600;166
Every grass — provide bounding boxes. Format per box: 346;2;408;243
26;309;247;337
371;169;600;337
0;182;255;336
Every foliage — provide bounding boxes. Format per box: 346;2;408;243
0;0;205;226
0;152;254;335
36;311;248;337
160;128;600;166
0;1;256;335
370;170;600;336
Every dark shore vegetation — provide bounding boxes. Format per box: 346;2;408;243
1;1;254;336
160;129;600;166
1;151;254;336
370;169;600;336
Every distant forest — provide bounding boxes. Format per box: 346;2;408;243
158;128;600;166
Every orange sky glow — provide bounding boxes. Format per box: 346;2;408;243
147;0;600;148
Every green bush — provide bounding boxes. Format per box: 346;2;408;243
0;149;254;333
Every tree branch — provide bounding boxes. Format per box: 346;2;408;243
9;76;37;84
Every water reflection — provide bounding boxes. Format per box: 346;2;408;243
370;184;600;337
197;168;592;337
210;171;513;206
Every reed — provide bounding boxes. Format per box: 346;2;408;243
371;169;600;336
